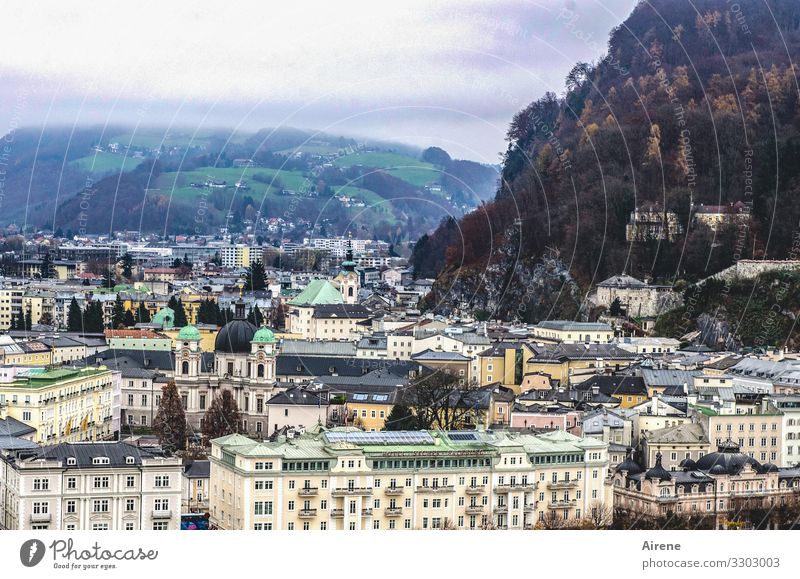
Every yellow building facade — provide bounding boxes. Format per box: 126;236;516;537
0;367;118;444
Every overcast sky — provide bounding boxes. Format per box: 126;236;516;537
0;0;638;162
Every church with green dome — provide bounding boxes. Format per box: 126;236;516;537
172;299;281;437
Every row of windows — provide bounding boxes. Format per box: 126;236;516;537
370;458;493;470
715;423;778;431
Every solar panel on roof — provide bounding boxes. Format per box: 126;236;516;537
325;431;434;445
448;432;478;441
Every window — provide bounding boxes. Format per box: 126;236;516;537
152;522;168;531
93;476;110;489
126;499;135;512
126;475;136;488
66;500;76;514
125;523;135;531
154;498;170;511
154;475;170;488
93;499;110;513
93;523;110;531
33;478;49;491
67;477;77;490
33;502;49;514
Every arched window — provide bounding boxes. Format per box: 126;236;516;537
182;361;189;375
660;487;670;497
257;364;264;378
348;287;354;297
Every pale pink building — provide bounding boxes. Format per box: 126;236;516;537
510;404;583;435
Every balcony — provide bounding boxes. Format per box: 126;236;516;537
547;500;576;510
384;507;403;517
465;485;485;495
298;487;318;497
384;486;405;495
465;505;484;515
547;480;579;490
152;509;172;519
298;509;317;518
524;523;535;530
494;504;508;514
331;509;344;518
524;503;537;512
416;485;454;494
496;483;537;493
30;512;51;523
361;508;373;517
332;487;373;496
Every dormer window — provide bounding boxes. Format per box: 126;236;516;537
92;457;110;465
66;457;77;466
125;456;135;465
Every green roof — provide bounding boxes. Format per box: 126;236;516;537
287;279;343;306
10;367;108;388
152;307;175;329
178;325;201;341
252;327;276;343
689;404;718;416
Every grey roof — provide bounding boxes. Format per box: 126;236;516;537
411;349;471;362
0;417;37;437
526;343;636;361
312;304;371;319
184;460;210;479
640;369;698;390
597;274;647;288
267;388;326;407
0;436;39;451
25;441;165;468
280;340;357;357
357;336;387;350
536;320;612;332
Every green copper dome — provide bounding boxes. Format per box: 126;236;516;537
178;325;201;341
252;327;276;343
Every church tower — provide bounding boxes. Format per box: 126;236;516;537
334;234;359;304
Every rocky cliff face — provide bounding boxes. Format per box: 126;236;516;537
425;223;585;321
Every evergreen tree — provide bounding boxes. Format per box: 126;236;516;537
136;302;151;324
153;381;187;452
244;259;266;291
67;297;83;331
84;301;105;332
103;268;115;289
383;404;419;430
112;295;126;328
202;390;241;441
10;312;22;330
272;301;286;330
23;310;32;331
120;253;133;279
217;306;234;326
40;251;54;279
247;305;264;327
167;295;188;327
609;297;623;316
123;309;136;327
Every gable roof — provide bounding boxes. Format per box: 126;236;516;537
287;279;343;306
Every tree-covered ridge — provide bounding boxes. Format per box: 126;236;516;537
416;0;800;319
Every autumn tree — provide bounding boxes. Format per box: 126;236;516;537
153;381;187;452
202;390;241;441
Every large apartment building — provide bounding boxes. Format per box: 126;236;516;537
0;442;182;530
209;428;610;531
0;366;120;444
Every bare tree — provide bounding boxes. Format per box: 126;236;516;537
405;369;479;430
